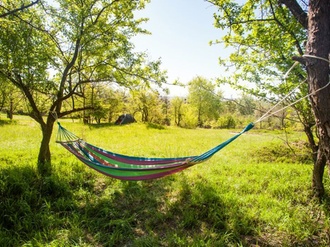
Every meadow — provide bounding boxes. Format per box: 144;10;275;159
1;115;330;246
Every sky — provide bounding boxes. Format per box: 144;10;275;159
132;0;235;97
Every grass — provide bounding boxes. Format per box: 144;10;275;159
1;115;330;246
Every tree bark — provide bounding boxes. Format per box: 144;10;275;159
300;123;317;162
37;115;55;176
313;151;326;198
305;1;330;197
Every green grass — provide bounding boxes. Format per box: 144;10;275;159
0;115;330;246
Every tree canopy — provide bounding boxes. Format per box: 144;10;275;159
209;0;330;197
188;76;222;127
0;0;166;175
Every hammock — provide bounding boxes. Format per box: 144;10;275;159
56;122;254;180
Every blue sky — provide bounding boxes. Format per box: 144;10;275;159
132;0;234;97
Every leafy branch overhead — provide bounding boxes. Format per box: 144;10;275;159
0;0;39;18
0;0;166;119
208;0;310;128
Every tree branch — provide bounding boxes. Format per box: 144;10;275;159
269;0;304;55
0;0;39;18
279;0;308;29
58;106;94;118
292;55;306;66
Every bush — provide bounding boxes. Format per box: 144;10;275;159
181;108;198;129
216;115;236;129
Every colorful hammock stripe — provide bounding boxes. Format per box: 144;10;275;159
56;122;254;180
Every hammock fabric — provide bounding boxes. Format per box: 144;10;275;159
56;122;254;181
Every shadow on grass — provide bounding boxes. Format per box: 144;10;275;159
152;175;259;246
321;191;330;216
75;174;265;246
86;122;116;129
0;165;262;246
146;122;166;130
0;165;74;246
0;119;15;126
86;122;166;130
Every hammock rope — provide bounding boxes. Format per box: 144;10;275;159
255;55;330;123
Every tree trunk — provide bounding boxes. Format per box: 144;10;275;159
305;1;330;197
37;117;55;176
303;124;318;162
313;151;326;198
7;99;13;120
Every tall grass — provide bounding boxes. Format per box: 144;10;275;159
0;115;330;246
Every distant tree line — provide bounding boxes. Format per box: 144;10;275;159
0;75;301;130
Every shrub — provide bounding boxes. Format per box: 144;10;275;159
216;115;236;129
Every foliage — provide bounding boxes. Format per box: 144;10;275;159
170;96;185;127
208;0;316;149
180;104;198;129
1;115;330;246
238;94;256;116
187;76;222;127
0;0;40;18
216;114;237;129
129;89;165;123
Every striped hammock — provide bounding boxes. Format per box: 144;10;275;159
56;122;254;180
